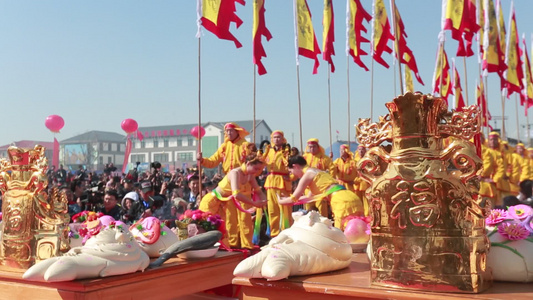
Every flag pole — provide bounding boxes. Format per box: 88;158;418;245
328;67;333;156
484;76;490;136
370;59;374;121
253;66;257;145
296;64;303;152
526;110;531;148
391;0;403;95
294;0;303;152
515;94;520;141
501;91;507;140
197;36;203;194
346;56;351;146
463;57;469;105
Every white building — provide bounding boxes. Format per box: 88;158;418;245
60;131;126;172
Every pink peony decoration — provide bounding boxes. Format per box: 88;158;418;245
497;222;530;241
507;205;533;220
486;209;508;226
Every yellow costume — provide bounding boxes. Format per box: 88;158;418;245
330;145;357;192
199;165;254;249
528;148;533;180
302;138;332;217
303;167;363;229
479;145;504;205
263;131;292;237
509;143;530;194
201;123;249;174
353;149;370;216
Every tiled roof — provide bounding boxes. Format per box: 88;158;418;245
61;131;126;143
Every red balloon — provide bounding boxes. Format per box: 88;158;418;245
45;115;65;133
121;119;138;134
190;126;205;139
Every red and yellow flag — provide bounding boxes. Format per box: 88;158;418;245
392;2;424;85
432;42;452;101
371;0;394;68
404;64;414;92
477;78;491;126
522;34;533;115
496;0;507;88
295;0;321;74
482;0;505;77
253;0;272;75
347;0;372;71
505;4;523;98
477;0;485;55
443;0;479;57
453;62;466;110
198;0;246;48
322;0;335;72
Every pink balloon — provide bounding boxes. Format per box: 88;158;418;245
190;126;205;139
121;118;138;134
45;115;65;133
343;218;370;244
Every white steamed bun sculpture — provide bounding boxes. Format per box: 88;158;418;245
23;225;149;282
233;211;352;280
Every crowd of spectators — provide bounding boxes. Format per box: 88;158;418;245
43;162;228;227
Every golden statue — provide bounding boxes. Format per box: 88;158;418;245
0;145;70;270
356;92;492;293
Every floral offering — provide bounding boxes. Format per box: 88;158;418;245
178;210;224;233
485;204;533;282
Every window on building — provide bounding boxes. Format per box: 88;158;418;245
163;139;169;148
108;157;112;163
177;137;184;147
154;153;169;162
99;156;103;164
141;141;145;148
187;137;194;147
131;154;145;163
177;152;193;162
120;144;125;151
153;140;159;148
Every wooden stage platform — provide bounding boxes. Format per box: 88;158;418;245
0;251;244;300
233;253;533;300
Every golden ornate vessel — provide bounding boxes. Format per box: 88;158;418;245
356;92;492;293
0;145;70;270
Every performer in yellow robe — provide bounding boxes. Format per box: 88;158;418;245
198;122;250;174
479;143;504;206
509;143;530;194
331;144;358;195
199;155;267;249
488;132;512;204
263;131;293;237
278;156;363;230
353;145;370;216
528;147;533;180
302;138;332;217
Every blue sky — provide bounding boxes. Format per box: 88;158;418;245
1;0;532;150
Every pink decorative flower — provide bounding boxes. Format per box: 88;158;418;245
485;209;508;226
497;222;530;241
507;205;533;220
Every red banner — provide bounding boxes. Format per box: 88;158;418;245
53;137;59;169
